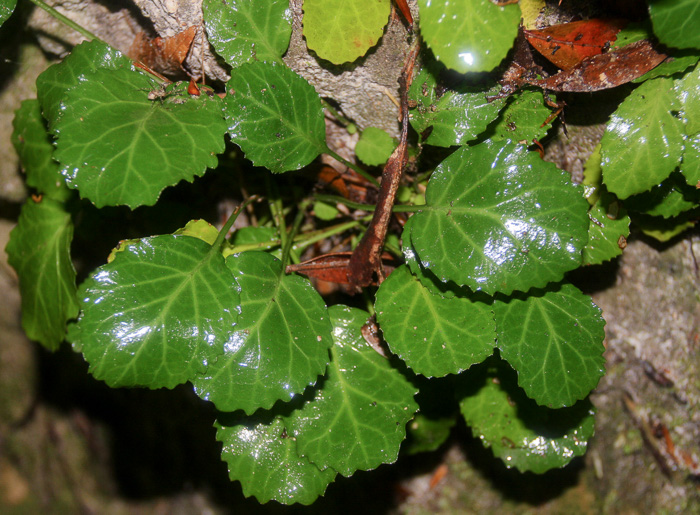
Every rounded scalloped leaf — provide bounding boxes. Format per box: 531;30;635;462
457;357;596;473
375;265;496;377
683;132;700;185
355;127;396;166
6;198;78;351
192;251;332;414
303;0;391;65
493;282;606;408
0;0;17;26
417;0;519;73
289;305;419;476
583;193;630;266
649;0;700;50
224;61;326;173
600;76;685;199
625;171;700;219
491;90;559;143
202;0;291;68
70;235;238;389
408;67;505;147
53;70;227;208
215;414;336;505
410;142;589;295
12;99;71;201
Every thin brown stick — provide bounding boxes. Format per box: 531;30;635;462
348;44;418;288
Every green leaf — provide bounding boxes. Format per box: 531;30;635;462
677;63;700;135
649;0;700;50
600;77;685;198
37;40;129;130
215;413;336;505
224;61;326;173
302;0;391;64
202;0;292;68
355;127;396;166
625;171;700;218
408;67;505;147
457;357;596;473
11;99;71;201
404;413;456;455
410;142;589;295
53;73;226;208
192;251;332;414
289;306;419;476
636;214;696;242
634;54;699;83
6;198;79;351
417;0;519;73
173;219;219;245
375;265;496;377
682;132;700;185
493;282;606;408
583;193;630;266
71;235;238;389
490;90;557;143
0;0;17;27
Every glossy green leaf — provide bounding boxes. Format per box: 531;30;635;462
408;67;505;147
216;413;336;505
173;219;219;245
677;63;700;135
289;306;419;476
192;251;332;414
600;76;684;198
355;127;396;166
490;90;557;143
53;72;226;208
71;235;238;389
625;171;700;218
37;40;128;130
11;99;71;201
682;132;700;185
0;0;17;26
404;413;456;455
583;193;630;266
649;0;700;50
635;54;699;83
418;0;519;73
202;0;291;68
303;0;391;64
224;61;326;173
457;357;596;473
375;265;496;377
493;282;606;408
6;198;79;351
410;142;589;295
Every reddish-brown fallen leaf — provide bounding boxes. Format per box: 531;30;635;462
526;39;667;92
128;26;196;76
394;0;413;25
524;19;627;70
285;252;398;285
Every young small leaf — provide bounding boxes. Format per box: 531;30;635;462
457;357;596;473
215;414;336;505
303;0;391;65
192;252;332;414
408;68;505;147
355;127;396;166
71;235;238;389
583;193;630;266
289;306;419;476
417;0;519;73
410;142;589;295
625;171;700;219
54;74;226;208
6;198;79;350
648;0;700;50
203;0;292;68
404;413;456;455
493;282;606;408
11;99;71;201
490;90;558;143
375;265;496;377
224;61;326;173
600;76;684;198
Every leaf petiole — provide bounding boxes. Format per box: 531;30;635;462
27;0;100;41
212;195;260;252
324;148;380;187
